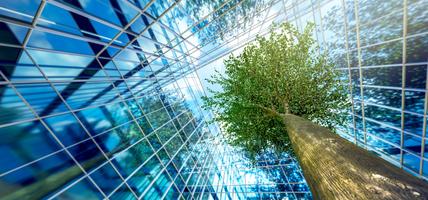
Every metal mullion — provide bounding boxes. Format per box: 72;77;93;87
0;147;64;177
33;25;123;49
0;5;133;50
25;51;140;199
0;107;72;128
245;0;265;39
0;15;32;30
119;0;187;43
105;152;158;198
0;41;22;48
21;0;47;47
189;1;280;57
160;119;212;200
109;112;204;200
181;139;213;199
193;163;212;199
362;84;402;91
197;176;210;200
173;136;211;195
54;146;163;200
65;104;187;149
195;0;276;50
174;0;235;42
92;0;278;97
4;78;136;85
150;113;199;170
159;0;249;62
420;68;428;175
191;156;212;196
317;0;328;53
347;30;428;52
289;0;320;26
257;0;275;35
176;142;212;199
191;0;280;51
3;89;189;195
123;0;201;51
352;0;368;148
185;75;207;118
358;7;403;28
105;0;182;60
169;70;205;119
409;0;427;175
46;0;133;33
76;99;185;142
183;142;210;186
156;76;194;144
190;7;283;67
196;157;217;199
210;145;229;200
138;115;208;199
100;111;188;168
183;6;283;96
0;70;108;199
192;23;275;71
109;55;188;183
197;168;214;198
189;141;215;192
353;112;401;130
92;7;148;58
94;58;187;198
352;37;403;52
141;61;192;164
278;161;299;199
362;84;426;93
401;0;408;169
365;129;403;149
46;168;106;199
125;7;199;58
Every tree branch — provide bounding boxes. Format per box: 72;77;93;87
252;103;285;118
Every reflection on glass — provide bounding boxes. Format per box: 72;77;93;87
0;0;426;198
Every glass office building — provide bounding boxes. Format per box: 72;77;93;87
0;0;426;199
198;0;428;181
284;0;428;179
0;0;311;199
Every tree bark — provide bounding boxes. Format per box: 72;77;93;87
284;114;428;200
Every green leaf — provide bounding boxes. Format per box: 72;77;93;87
203;22;349;158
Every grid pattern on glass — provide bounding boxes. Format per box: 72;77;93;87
279;0;428;180
0;0;312;199
183;137;312;200
193;0;428;183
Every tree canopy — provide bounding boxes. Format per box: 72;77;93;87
203;23;349;157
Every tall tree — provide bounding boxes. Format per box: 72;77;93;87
203;22;349;157
202;22;428;199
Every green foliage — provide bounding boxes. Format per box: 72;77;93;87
203;23;349;158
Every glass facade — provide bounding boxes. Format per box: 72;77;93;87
0;0;426;199
0;0;312;199
198;0;428;181
287;0;428;179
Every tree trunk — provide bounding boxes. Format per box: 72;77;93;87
283;114;428;200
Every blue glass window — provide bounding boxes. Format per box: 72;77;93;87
14;83;69;116
54;177;104;199
0;150;78;199
0;22;28;45
0;0;41;23
0;84;35;125
89;163;123;196
0;120;62;174
44;113;89;147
